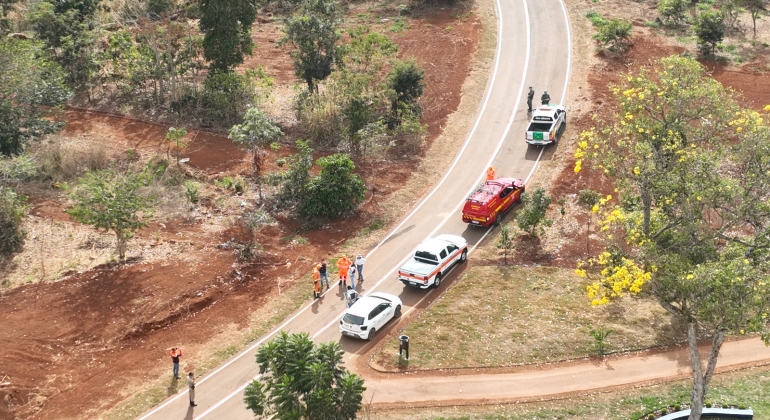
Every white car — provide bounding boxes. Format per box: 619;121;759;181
339;292;402;340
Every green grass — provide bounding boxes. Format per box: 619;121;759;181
373;266;681;370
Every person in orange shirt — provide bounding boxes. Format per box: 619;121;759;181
336;256;352;287
169;347;182;379
486;166;496;180
312;264;321;299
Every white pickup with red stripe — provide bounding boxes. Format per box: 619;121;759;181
397;234;469;289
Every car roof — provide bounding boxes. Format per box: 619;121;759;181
346;293;399;316
466;178;523;204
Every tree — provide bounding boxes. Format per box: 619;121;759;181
0;0;20;34
298;154;366;219
280;0;344;93
573;55;770;420
387;59;425;114
165;126;188;165
496;223;516;264
228;107;283;201
198;0;258;73
694;10;725;56
593;18;633;52
271;139;314;205
742;0;767;37
66;170;156;261
658;0;689;26
244;331;365;419
515;188;552;237
0;186;27;257
0;39;71;156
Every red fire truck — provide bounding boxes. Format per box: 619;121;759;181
461;177;525;227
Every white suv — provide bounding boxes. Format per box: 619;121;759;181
339;292;402;340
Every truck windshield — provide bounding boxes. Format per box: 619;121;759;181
414;251;439;265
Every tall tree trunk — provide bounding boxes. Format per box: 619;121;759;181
687;323;726;420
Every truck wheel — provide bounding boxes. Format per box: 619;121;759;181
394;305;402;318
367;328;376;341
460;249;468;263
434;274;442;288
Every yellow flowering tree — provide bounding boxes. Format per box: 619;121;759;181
575;55;770;420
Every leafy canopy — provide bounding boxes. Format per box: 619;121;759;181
574;55;770;419
198;0;258;73
0;39;70;156
299;153;366;219
515;188;553;237
280;0;344;93
66;170;156;261
695;10;726;56
244;331;365;420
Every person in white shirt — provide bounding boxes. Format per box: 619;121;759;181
355;255;366;283
345;286;358;308
187;372;197;407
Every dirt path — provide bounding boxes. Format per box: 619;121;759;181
358;337;770;408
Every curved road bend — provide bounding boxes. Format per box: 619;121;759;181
139;0;574;418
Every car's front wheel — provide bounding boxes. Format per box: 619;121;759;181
367;328;376;341
394;305;402;318
460;249;468;263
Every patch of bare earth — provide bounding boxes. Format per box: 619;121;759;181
0;3;484;420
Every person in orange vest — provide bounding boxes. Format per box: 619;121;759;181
337;255;352;288
312;264;321;299
486;166;496;180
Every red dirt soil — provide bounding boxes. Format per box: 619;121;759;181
0;7;481;420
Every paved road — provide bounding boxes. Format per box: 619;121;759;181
138;0;577;418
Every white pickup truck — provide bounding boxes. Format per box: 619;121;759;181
397;234;468;289
525;105;567;146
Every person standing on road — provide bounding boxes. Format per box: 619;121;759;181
319;260;329;290
541;90;551;106
345;285;358;308
312;265;321;299
355;255;366;284
187;372;197;407
169;347;182;379
348;262;357;290
486;166;496;181
526;86;535;112
337;256;352;288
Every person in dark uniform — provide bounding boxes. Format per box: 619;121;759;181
526;86;534;112
541;90;551;106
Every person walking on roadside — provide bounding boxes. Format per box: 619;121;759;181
337;255;352;288
319;259;329;290
169;347;182;379
187;372;197;407
313;265;321;299
345;285;359;308
355;255;366;283
526;86;535;112
541;90;551;106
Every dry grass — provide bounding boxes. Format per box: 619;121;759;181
374;265;682;370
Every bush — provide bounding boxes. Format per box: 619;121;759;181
578;189;601;209
184;181;198;205
594;18;633;52
658;0;689;26
298;153;365;219
387;59;425;113
295;90;343;147
0;186;27;257
515;188;553;237
32;140;109;182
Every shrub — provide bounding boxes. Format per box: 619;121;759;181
658;0;689;26
387;59;425;113
578;189;601;209
184;181;199;205
295;90;343;147
594;18;633;52
515;188;553;237
0;186;27;257
298;153;365;219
